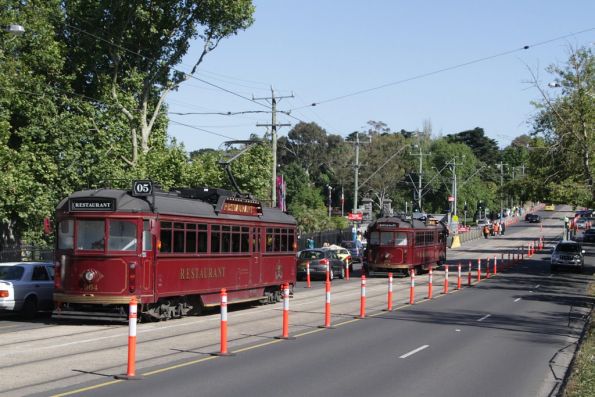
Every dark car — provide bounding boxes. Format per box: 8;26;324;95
583;228;595;243
341;240;363;263
296;249;345;281
550;241;585;272
526;214;541;223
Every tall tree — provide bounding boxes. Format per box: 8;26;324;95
62;0;255;166
446;127;500;166
530;46;595;205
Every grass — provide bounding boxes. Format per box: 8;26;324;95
563;282;595;397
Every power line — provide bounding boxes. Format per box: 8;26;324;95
289;27;595;110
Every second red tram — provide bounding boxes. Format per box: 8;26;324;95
364;215;447;276
52;182;297;321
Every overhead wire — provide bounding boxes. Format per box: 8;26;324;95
289;27;595;111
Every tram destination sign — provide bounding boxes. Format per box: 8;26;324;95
218;197;263;216
377;222;399;229
69;198;116;212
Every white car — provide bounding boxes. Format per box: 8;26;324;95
0;262;54;317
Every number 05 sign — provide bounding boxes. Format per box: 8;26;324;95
132;180;153;197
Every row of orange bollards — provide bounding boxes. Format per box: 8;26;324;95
120;234;548;377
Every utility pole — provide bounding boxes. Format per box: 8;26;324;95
410;144;431;211
327;185;333;217
496;162;507;220
255;87;292;207
349;133;370;213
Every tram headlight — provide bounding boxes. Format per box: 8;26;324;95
84;270;95;282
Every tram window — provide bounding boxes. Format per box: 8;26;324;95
143;221;152;251
173;229;185;253
274;228;281;251
77;220;105;250
211;225;221;253
266;228;274;252
380;232;393;245
108;220;137;251
58;220;74;249
425;232;434;244
370;232;380;245
222;229;231;253
280;230;288;251
415;233;425;246
198;224;207;253
288;232;295;251
186;226;197;253
160;229;172;253
241;227;249;252
231;231;241;253
394;232;407;246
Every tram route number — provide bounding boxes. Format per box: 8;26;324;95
132;180;153;197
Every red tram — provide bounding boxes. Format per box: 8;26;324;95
52;182;297;321
364;215;447;276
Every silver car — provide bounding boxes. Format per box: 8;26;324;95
550;241;585;272
0;262;54;317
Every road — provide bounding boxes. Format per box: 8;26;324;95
0;206;592;396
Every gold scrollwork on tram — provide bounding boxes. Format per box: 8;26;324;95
179;267;226;280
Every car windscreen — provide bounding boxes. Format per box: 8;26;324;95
341;241;355;248
556;244;580;253
299;251;324;260
0;266;24;281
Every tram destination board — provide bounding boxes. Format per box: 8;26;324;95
69;197;116;212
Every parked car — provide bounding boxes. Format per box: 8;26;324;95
576;218;587;229
296;249;345;281
0;262;54;318
550;241;585;272
582;228;595;243
544;204;556;211
327;245;352;268
526;214;541;223
341;240;363;263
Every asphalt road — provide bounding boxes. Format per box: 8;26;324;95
23;206;590;397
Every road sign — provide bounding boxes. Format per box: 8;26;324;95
348;212;363;221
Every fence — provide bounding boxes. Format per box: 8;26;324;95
0;245;53;262
298;228;353;250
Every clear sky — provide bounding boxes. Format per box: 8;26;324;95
166;0;595;152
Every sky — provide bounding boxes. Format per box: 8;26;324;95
166;0;595;153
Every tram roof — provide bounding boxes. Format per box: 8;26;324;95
56;188;296;225
369;215;446;230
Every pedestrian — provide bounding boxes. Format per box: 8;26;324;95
501;222;506;235
483;225;490;239
307;238;314;249
493;222;500;236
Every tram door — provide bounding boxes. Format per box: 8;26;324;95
140;219;154;296
251;227;262;284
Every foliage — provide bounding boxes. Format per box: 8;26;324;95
531;46;595;205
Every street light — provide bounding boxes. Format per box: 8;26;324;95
2;24;25;36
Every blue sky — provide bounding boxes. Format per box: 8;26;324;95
166;0;594;152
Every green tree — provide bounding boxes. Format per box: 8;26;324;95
63;0;255;166
530;46;595;205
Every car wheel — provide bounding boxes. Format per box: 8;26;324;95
21;296;38;319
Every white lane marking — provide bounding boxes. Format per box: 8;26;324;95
535;284;541;289
514;298;521;302
549;274;553;278
399;344;429;358
477;314;491;322
455;329;461;332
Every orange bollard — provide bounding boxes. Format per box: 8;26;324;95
457;263;462;290
493;256;497;275
125;297;138;379
486;258;491;278
428;268;433;299
359;275;366;319
387;272;393;311
321;280;332;328
345;258;350;280
306;261;311;288
325;260;330;282
477;259;482;282
443;265;449;294
216;288;233;356
276;283;295;340
409;268;416;304
468;261;472;286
